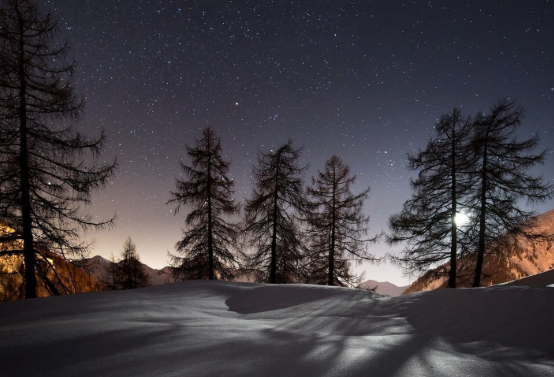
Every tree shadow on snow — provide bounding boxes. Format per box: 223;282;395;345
2;282;553;377
220;283;554;377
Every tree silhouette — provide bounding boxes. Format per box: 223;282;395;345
243;140;307;284
117;237;150;290
388;109;473;287
389;102;554;288
101;253;120;290
168;128;241;281
468;100;554;287
0;0;116;298
306;155;378;287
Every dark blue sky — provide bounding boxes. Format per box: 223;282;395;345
44;0;554;285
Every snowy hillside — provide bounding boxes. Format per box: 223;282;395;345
358;279;409;296
502;268;554;288
1;281;553;376
406;208;554;293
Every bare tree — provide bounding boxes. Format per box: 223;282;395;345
389;102;554;289
243;140;307;284
306;156;379;287
168;128;241;281
0;0;116;298
101;253;120;290
468;100;554;287
388;109;473;287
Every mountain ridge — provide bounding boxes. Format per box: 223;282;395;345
76;255;175;286
81;256;409;296
404;208;554;293
358;279;409;297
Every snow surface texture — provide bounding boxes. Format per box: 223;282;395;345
502;269;554;288
1;281;554;377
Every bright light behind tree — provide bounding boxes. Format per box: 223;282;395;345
455;212;469;226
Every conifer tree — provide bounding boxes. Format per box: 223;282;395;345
389;102;553;288
243;140;307;284
306;156;378;286
468;100;554;287
168;128;241;281
117;237;150;289
0;0;116;298
102;253;120;290
388;109;473;287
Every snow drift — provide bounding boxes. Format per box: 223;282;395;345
1;281;553;376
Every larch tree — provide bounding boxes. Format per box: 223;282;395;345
117;237;150;290
168;127;241;281
0;0;116;299
101;252;120;290
306;155;378;287
468;100;554;287
243;140;307;284
387;109;473;287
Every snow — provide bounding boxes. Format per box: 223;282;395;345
502;269;554;288
358;279;409;296
508;208;554;275
1;281;554;376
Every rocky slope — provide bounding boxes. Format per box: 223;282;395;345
0;252;103;301
405;208;554;293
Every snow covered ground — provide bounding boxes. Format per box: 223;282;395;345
503;268;554;288
1;281;553;377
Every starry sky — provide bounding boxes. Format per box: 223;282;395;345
41;0;554;285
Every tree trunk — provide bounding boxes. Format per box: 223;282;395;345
449;129;457;288
474;139;488;287
17;6;37;299
328;170;337;286
207;141;214;280
270;155;281;284
127;253;132;289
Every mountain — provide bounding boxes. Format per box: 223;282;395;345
2;280;553;376
358;279;409;296
81;257;410;296
77;255;175;287
405;208;554;293
0;251;103;301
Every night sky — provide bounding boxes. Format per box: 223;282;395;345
41;0;554;285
